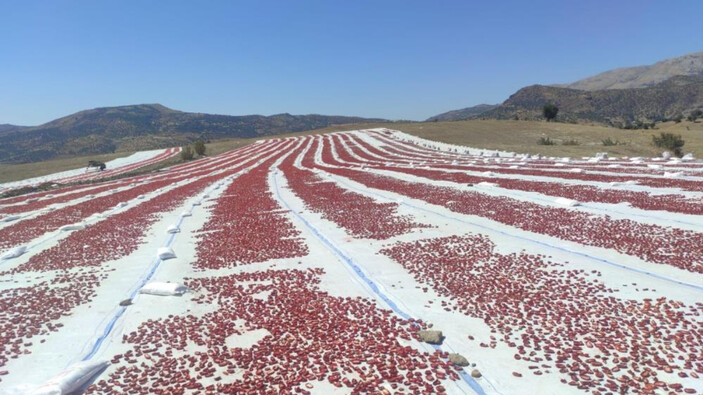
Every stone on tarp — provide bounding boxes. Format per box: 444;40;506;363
448;353;470;366
417;330;444;345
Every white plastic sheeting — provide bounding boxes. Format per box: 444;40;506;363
139;282;188;296
32;360;109;395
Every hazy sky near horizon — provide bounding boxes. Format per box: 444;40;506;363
1;1;702;125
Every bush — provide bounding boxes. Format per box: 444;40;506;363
180;145;194;160
562;139;580;146
537;137;555;145
688;109;703;122
542;103;559;122
193;140;206;156
601;137;621;146
652;133;685;157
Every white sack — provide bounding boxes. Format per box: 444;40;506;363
555;197;580;207
1;246;27;260
32;359;109;395
59;224;85;232
139;282;188;296
157;247;176;260
166;224;180;234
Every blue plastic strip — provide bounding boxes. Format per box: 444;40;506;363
326;172;703;293
81;211;187;360
272;173;487;395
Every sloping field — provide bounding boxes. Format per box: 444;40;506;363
0;147;181;195
0;130;701;394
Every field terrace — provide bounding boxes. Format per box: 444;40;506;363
0;147;182;197
0;129;701;395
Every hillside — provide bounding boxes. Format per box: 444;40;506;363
426;104;498;122
557;51;703;90
482;75;703;125
0;124;28;135
0;104;386;163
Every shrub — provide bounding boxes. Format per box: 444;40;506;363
537;137;555;145
542;103;559;122
601;137;620;146
193;140;206;156
180;145;194;160
688;109;703;122
652;133;685;157
562;139;580;146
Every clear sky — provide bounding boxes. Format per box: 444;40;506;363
1;0;702;125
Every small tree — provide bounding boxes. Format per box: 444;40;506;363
181;145;194;160
688;109;703;122
193;140;206;156
652;133;685;157
542;103;559;122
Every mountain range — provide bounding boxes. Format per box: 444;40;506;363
555;51;703;91
430;51;703;124
0;104;386;163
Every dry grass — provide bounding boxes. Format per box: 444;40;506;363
302;119;703;158
4;119;701;183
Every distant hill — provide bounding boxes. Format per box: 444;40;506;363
0;104;386;163
482;75;703;125
426;104;498;122
0;124;28;135
556;51;703;91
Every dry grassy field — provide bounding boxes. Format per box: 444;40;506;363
308;119;703;158
3;119;701;184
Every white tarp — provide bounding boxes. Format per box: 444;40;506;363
32;360;109;395
139;282;188;296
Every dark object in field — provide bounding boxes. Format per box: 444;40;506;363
119;298;133;306
87;160;106;171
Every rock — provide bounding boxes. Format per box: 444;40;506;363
471;369;482;378
448;353;469;367
417;330;444;345
119;299;133;307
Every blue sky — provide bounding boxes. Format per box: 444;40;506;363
1;0;701;125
